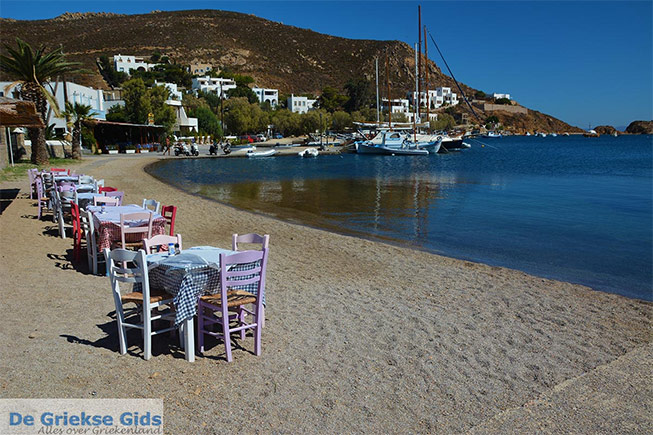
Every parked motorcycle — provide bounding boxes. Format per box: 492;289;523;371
190;143;199;156
209;142;219;155
174;143;190;156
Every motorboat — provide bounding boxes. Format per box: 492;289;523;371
583;129;600;138
356;130;430;155
427;134;465;152
298;148;319;158
525;132;531;136
550;133;558;137
357;142;429;155
247;147;277;158
483;131;502;138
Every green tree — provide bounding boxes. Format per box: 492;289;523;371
226;85;258;104
63;102;96;159
430;113;456;131
99;55;128;88
318;86;348;113
223;97;268;135
0;38;83;164
494;98;511;105
270;109;301;136
122;78;151;124
148;85;175;131
106;105;127;122
331;111;353;131
190;106;223;138
344;79;373;112
474;90;487;99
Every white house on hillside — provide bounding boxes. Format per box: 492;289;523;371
165;100;198;134
154;81;183;101
287;94;317;114
408;87;459;110
253;87;279;107
492;93;511;100
381;98;410;115
0;81;106;136
191;76;237;95
114;54;156;74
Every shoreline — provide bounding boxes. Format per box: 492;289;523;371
1;154;650;432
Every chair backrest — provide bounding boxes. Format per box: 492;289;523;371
104;248;151;306
78;175;94;185
58;182;76;192
120;212;153;248
104;191;124;206
60;189;76;205
94;196;120;207
232;233;270;251
99;186;117;193
142;198;161;214
35;177;44;198
71;202;82;238
161;205;177;235
219;249;268;310
50;168;66;173
142;234;182;254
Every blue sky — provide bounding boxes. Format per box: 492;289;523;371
1;1;651;129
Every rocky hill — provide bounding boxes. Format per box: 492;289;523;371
0;9;580;132
625;120;653;135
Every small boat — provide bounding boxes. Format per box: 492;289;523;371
563;133;570;136
357;142;429;155
525;132;531;136
583;129;600;138
484;131;502;138
612;131;618;137
247;148;277;158
550;133;558;137
298;148;319;158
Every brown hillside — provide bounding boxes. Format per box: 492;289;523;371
0;9;579;132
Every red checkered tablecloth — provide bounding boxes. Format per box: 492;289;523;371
90;205;166;251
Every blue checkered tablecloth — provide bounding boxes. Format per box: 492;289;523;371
145;247;263;325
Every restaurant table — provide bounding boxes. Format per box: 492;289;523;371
88;204;166;251
146;246;238;363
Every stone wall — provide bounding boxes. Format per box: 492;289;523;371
477;103;528;114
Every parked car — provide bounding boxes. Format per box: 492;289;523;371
255;134;266;142
239;135;254;143
274;133;283;139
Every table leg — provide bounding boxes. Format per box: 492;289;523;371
184;317;195;362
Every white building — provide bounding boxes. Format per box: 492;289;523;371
154;81;183;101
253;87;279;107
191;76;237;95
0;81;106;135
381;98;410;115
409;87;459;110
492;93;511;100
165;100;198;134
113;54;156;74
287;94;317;114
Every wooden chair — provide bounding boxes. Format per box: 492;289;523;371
142;234;182;254
142;198;161;214
104;191;124;206
161;205;177;235
94;196;120;207
86;210;105;275
198;249;269;362
232;233;270;328
112;212;153;250
103;248;177;360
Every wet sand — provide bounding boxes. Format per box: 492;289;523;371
0;154;650;433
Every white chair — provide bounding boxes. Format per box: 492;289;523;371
113;212;153;250
103;248;178;360
94;196;120;207
142;234;182;254
78;175;94;185
86;210;105;275
142;198;161;214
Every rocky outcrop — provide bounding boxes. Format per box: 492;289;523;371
625;121;653;135
595;125;618;136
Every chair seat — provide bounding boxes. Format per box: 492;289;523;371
121;287;174;305
200;290;257;308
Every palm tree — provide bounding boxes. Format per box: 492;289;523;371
0;38;82;164
63;102;96;159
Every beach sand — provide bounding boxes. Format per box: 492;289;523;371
0;154;650;433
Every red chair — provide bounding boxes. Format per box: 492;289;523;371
99;186;118;193
70;202;84;262
161;205;177;236
50;167;66;173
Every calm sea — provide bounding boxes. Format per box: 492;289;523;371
149;135;653;300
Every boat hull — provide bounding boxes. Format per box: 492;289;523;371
357;143;429;155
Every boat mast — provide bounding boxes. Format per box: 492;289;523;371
414;43;418;142
375;57;380;124
417;5;422;123
386;51;392;131
424;25;429;129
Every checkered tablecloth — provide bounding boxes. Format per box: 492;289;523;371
89;205;166;251
145;247;263;325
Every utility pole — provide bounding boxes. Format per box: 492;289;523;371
375;57;380;124
417;4;422;123
424;25;429;128
386;52;392;131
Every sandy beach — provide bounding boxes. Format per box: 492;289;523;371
0;154;650;433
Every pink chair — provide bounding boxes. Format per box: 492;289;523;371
35;178;49;220
232;233;269;251
198;248;269;362
104;191;124;206
94;196;120;207
112;212;153;250
142;234;182;254
232;233;270;328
